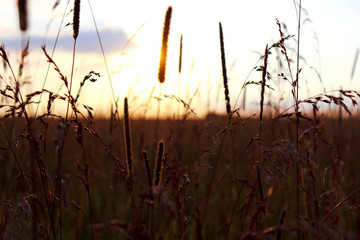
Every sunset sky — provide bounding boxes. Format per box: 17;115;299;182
1;0;360;118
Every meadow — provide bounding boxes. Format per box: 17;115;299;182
1;1;360;239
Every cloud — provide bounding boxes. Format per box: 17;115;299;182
1;28;133;53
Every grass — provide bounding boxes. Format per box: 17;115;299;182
1;1;360;240
1;113;360;239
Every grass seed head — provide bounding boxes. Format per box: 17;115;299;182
179;34;183;74
17;0;28;32
154;141;164;186
219;22;231;117
143;151;153;187
124;97;133;178
73;0;81;40
158;6;172;84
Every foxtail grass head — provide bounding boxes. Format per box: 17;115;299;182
219;22;231;117
153;141;165;186
124;97;133;180
73;0;81;40
17;0;28;32
178;34;183;74
158;6;172;84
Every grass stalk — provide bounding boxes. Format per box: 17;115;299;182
254;44;269;231
257;44;269;203
158;7;172;84
295;1;302;238
178;34;183;120
202;22;233;225
143;151;153;188
65;0;80;121
35;0;70;118
155;6;172;141
219;22;231;119
86;0;125;147
51;1;81;237
276;209;286;240
153;141;164;186
124;97;133;186
77;123;94;240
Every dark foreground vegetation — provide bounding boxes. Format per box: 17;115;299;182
1;113;360;239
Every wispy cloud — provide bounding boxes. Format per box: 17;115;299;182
1;28;133;53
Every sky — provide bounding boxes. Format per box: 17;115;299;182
0;0;360;118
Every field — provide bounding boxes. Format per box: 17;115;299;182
1;113;360;239
1;1;360;240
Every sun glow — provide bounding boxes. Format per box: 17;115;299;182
107;13;192;118
2;0;358;118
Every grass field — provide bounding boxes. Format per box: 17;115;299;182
1;1;360;239
1;114;360;239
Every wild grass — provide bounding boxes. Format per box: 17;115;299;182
219;22;231;119
17;0;28;32
158;6;172;84
1;2;360;240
